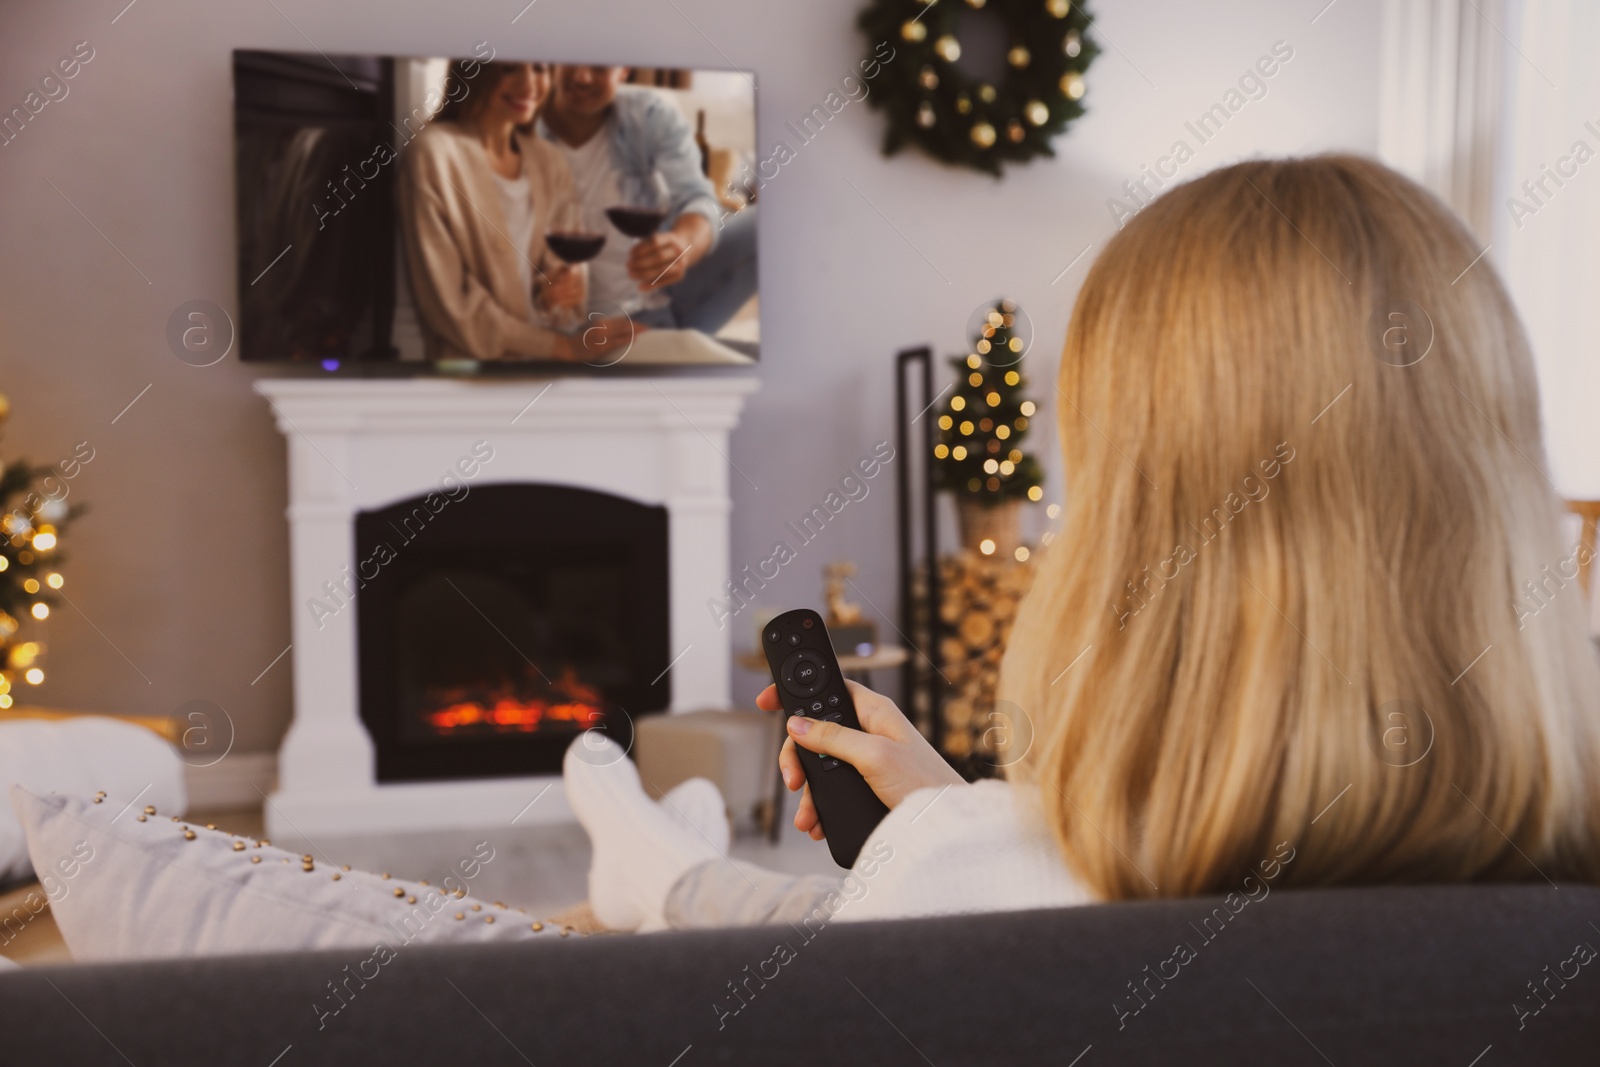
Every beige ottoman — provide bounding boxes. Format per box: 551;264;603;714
635;710;781;834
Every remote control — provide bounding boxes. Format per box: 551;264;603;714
761;608;890;868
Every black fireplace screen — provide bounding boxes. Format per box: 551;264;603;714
356;483;669;782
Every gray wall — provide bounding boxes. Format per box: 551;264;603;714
0;0;1379;755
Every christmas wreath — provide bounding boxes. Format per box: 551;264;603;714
858;0;1099;176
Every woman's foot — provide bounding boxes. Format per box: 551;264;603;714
563;733;727;932
659;777;731;854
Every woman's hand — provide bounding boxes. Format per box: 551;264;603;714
550;317;644;362
539;263;585;312
758;680;966;841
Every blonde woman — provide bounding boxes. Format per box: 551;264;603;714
563;155;1600;932
398;59;632;362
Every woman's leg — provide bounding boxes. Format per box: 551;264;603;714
563;734;843;931
563;735;728;932
666;205;758;334
664;859;843;929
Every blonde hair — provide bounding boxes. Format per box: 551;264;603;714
999;155;1600;899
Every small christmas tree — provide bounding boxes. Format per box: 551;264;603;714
932;300;1043;554
0;393;78;708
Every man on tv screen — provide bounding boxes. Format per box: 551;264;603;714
539;65;757;334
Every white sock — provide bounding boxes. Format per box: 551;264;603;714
659;777;731;854
563;735;726;932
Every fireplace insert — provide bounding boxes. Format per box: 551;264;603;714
355;483;669;782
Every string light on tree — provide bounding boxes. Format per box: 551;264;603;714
0;393;79;704
932;300;1045;555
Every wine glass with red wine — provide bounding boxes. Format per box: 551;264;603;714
607;172;671;314
546;201;606;266
606;172;670;242
544;201;604;331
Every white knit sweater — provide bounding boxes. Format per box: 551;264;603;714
835;780;1093;922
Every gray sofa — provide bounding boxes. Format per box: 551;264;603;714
2;883;1595;1063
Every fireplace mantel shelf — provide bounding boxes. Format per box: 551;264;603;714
256;376;757;433
254;374;759;836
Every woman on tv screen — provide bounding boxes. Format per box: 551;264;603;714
397;59;631;362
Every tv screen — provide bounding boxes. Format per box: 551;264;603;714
232;49;758;368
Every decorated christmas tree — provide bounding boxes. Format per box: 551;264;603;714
0;394;78;708
932;299;1043;555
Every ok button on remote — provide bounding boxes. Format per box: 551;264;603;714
779;649;830;699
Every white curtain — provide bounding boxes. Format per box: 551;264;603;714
1377;0;1504;239
1491;0;1600;503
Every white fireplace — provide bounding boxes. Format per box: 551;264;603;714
254;376;759;837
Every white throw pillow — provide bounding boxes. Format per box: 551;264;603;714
12;785;566;963
0;717;185;883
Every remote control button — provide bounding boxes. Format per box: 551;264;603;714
810;701;824;713
767;628;782;644
778;650;830;698
827;694;842;708
823;712;843;724
787;633;801;646
822;758;842;771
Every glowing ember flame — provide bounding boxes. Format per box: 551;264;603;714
424;667;604;734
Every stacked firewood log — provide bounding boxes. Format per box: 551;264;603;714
910;549;1036;777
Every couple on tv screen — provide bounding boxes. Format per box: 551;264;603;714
234;51;758;365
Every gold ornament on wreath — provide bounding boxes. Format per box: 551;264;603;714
858;0;1099;175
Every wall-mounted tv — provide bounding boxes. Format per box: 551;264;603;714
233;48;758;368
